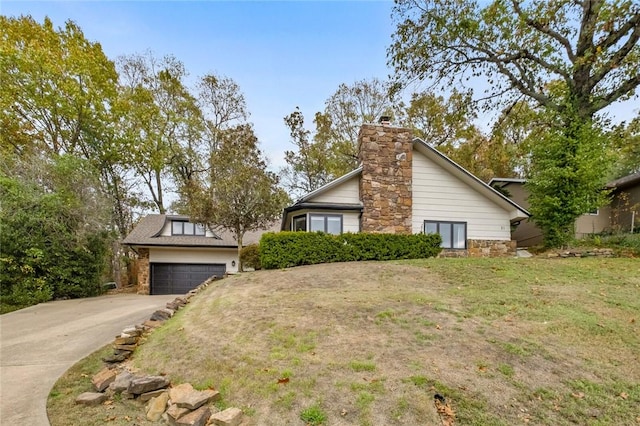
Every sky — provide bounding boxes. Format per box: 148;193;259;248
1;0;396;169
2;0;638;171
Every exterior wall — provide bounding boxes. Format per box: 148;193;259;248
137;248;150;295
311;176;360;204
412;151;512;240
610;186;640;232
501;182;543;247
358;124;413;234
285;209;360;234
149;247;239;273
575;205;612;238
440;240;517;258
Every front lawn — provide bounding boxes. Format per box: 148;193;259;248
49;258;640;425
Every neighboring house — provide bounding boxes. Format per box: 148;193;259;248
123;214;274;295
281;121;530;257
490;171;640;246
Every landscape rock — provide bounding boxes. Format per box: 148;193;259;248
150;310;171;321
114;336;138;345
110;370;134;393
169;383;220;410
144;319;165;329
166;403;191;422
103;353;130;363
146;391;169;421
210;407;243;426
92;367;116;392
113;343;137;351
122;326;142;337
75;392;108;406
128;375;170;395
176;406;211;426
140;388;167;402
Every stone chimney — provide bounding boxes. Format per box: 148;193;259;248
358;121;413;234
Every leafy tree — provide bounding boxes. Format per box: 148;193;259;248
610;116;640;177
280;108;334;198
117;51;202;213
0;156;110;308
389;0;640;246
187;125;289;271
324;78;399;174
0;16;118;156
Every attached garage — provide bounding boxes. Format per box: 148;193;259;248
150;263;226;295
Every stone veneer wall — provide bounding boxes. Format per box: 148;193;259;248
358;124;413;234
137;248;150;295
440;240;517;258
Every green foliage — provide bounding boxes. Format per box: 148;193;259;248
259;232;442;269
299;404;327;425
0;165;110;308
240;244;262;270
527;116;613;248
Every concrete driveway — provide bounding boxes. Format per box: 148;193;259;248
0;293;175;426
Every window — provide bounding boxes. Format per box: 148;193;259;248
292;215;307;232
172;221;206;236
309;214;343;235
424;220;467;249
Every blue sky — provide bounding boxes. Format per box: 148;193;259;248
2;0;638;171
2;0;395;168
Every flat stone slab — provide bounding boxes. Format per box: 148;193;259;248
75;392;108;406
128;375;170;395
92;367;116;392
169;383;220;410
110;370;134;393
140;388;167;402
166;403;191;421
146;391;169;421
210;407;243;426
176;406;211;426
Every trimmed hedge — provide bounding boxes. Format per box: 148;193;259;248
260;232;442;269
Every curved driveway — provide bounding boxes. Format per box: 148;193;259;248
0;294;175;426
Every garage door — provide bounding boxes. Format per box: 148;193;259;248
150;263;226;295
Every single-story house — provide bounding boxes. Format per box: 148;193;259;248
490;171;640;246
123;214;275;295
281;121;530;257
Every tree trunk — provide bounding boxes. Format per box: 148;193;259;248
237;232;244;272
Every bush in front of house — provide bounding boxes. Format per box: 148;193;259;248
240;244;262;270
259;232;442;269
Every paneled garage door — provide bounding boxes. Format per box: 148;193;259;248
150;263;226;295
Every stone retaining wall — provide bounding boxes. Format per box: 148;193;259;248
440;239;517;258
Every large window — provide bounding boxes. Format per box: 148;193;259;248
424;221;466;249
292;215;307;232
309;214;342;235
172;221;206;236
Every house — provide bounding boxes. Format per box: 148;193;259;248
123;214;274;295
281;121;530;257
490;171;640;246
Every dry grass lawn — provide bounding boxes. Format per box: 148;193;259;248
48;258;640;425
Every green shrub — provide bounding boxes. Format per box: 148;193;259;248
240;243;262;270
260;232;442;269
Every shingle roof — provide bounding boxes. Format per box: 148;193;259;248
606;171;640;190
122;214;277;247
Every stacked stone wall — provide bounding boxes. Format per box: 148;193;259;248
358;124;413;234
137;248;150;295
439;240;517;258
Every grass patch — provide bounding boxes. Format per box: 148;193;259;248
48;259;640;425
349;360;376;372
299;404;327;425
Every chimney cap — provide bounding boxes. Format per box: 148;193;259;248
378;116;391;125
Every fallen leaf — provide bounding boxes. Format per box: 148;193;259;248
103;399;113;405
630;318;636;324
436;324;441;330
81;373;89;378
620;392;628;400
341;409;348;416
571;392;585;399
277;377;290;384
